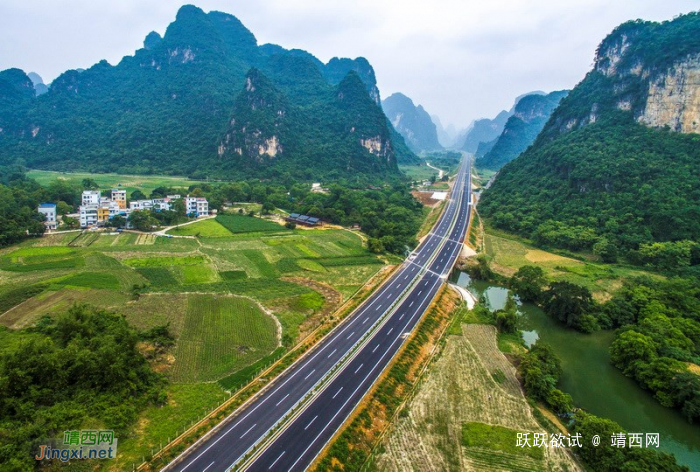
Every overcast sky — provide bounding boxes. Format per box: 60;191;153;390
1;0;697;128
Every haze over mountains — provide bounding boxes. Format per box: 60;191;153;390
381;92;442;153
477;90;568;170
0;5;417;181
480;11;700;252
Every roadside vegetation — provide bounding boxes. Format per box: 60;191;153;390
370;292;579;472
0;208;390;469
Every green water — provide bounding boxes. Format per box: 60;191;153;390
453;272;700;470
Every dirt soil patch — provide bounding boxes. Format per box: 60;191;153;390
411;190;442;207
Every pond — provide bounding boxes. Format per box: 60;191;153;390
452;271;700;470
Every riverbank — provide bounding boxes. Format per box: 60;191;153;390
455;273;700;470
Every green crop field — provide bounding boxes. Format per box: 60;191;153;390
122;255;207;267
0;219;389;456
170;295;279;382
166;219;234;237
26;169;201;197
216;214;287;234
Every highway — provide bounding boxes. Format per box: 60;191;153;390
166;156;472;472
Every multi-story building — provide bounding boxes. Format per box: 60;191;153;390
37;203;57;230
111;189;127;209
79;205;98;228
81;190;101;206
185;196;209;217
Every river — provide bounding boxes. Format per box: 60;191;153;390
452;271;700;470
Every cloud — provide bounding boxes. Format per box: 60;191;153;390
0;0;697;127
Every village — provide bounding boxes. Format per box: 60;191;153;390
37;189;209;230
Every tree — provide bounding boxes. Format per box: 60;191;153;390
594;238;619;263
81;178;99;189
367;238;384;253
128;210;157;232
261;201;275;215
107;215;127;229
495;309;518;333
542;281;595;330
468;253;494;281
285;221;296;230
509;265;547;302
130;189;147;201
56;201;72;216
571;411;627;471
546;388;574;414
609;330;657;376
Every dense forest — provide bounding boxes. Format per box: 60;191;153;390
479;12;700;260
479;112;700;258
501;264;700;425
0;305;169;469
476;90;568;171
0;5;416;181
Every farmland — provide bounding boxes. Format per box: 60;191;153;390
0;219;386;377
26;169;201;197
0;214;389;468
373;322;581;471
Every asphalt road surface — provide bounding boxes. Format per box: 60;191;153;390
167;157;472;472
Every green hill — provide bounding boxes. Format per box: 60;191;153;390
479;12;700;257
476;90;568;170
0;5;416;181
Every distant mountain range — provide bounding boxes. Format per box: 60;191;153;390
476;90;568;170
479;11;700;251
381;93;442;153
0;5;417;180
431;115;463;149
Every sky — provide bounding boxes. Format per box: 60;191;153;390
1;0;698;129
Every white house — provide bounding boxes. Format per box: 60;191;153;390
37;203;57;230
79;205;98;228
185;196;209;217
81;190;101;206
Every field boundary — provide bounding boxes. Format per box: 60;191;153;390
140;261;399;470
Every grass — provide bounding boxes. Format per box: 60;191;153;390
399;164;440;182
170;295;279;383
166;219;233;238
216;214;287;234
462;422;544;460
108;382;229;470
218;346;286;390
0;284;48;314
0;256;84;272
219;270;247;281
484;231;657;300
26;169;201;197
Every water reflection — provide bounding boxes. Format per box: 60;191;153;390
451;271;700;470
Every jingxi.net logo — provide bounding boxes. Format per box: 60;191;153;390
35;430;118;462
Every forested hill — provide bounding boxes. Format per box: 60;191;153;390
0;5;416;181
476;90;568;170
382;92;443;153
479;11;700;257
